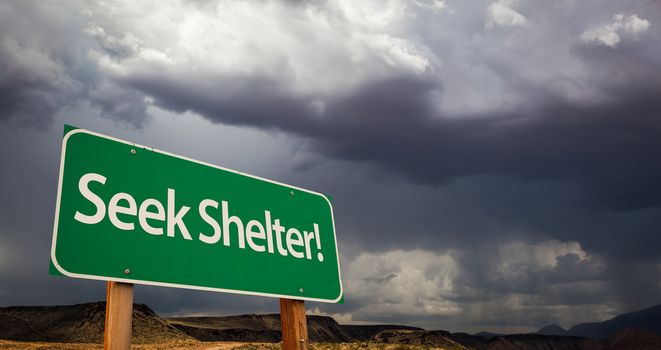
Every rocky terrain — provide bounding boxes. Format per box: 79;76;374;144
340;324;423;340
539;303;661;340
168;314;427;343
371;329;470;349
0;302;660;349
475;334;602;350
605;329;661;350
0;302;191;344
371;329;661;350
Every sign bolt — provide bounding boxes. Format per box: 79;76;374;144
130;149;136;155
299;288;304;293
290;190;295;196
124;268;131;275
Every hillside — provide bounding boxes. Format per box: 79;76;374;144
536;324;568;336
477;334;602;350
341;324;423;340
167;314;419;343
605;329;661;350
567;304;661;339
533;303;661;340
1;302;659;349
371;329;472;350
0;302;192;344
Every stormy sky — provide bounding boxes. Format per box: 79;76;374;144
1;0;661;333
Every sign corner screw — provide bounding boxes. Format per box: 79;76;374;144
130;149;136;155
299;288;304;293
124;268;131;275
290;190;295;196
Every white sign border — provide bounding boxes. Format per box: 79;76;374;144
50;127;343;303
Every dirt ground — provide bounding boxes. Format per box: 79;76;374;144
0;340;450;350
0;340;249;350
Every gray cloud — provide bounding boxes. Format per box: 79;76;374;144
0;2;149;128
329;240;637;332
75;0;661;211
3;1;659;210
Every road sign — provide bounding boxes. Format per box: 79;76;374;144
50;126;342;303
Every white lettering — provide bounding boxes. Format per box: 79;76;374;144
167;188;191;240
265;210;274;254
74;173;107;224
304;230;314;260
198;199;220;244
139;198;165;235
222;200;245;248
108;192;137;230
273;219;287;256
246;220;266;252
70;174;326;261
286;228;304;259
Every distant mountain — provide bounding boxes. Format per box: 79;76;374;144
477;334;602;350
536;324;568;336
0;302;191;343
167;314;355;343
341;324;423;340
566;304;661;340
474;331;502;339
168;314;421;343
468;329;661;350
371;329;471;350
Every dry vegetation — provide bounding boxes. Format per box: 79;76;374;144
233;343;451;350
0;340;457;350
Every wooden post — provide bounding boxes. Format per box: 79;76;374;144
280;298;308;350
104;281;134;350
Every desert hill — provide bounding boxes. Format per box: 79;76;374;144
367;329;661;350
536;324;568;336
371;329;473;349
1;302;660;349
477;334;602;350
476;330;661;350
605;329;661;350
533;303;661;340
167;314;423;342
168;314;355;342
0;302;191;344
0;302;422;345
340;324;423;340
566;304;661;339
474;331;502;339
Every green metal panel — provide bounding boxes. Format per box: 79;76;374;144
50;126;342;303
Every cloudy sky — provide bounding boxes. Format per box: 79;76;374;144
1;0;661;334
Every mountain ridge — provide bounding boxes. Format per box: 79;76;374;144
1;301;660;349
0;302;191;343
533;303;661;340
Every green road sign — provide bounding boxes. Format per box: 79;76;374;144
50;126;342;303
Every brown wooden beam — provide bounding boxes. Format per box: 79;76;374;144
280;298;308;350
104;281;134;350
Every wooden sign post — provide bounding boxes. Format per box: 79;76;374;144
104;281;134;350
280;298;309;350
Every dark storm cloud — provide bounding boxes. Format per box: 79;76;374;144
124;60;661;212
3;0;659;210
68;2;658;213
0;2;149;128
0;2;84;128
